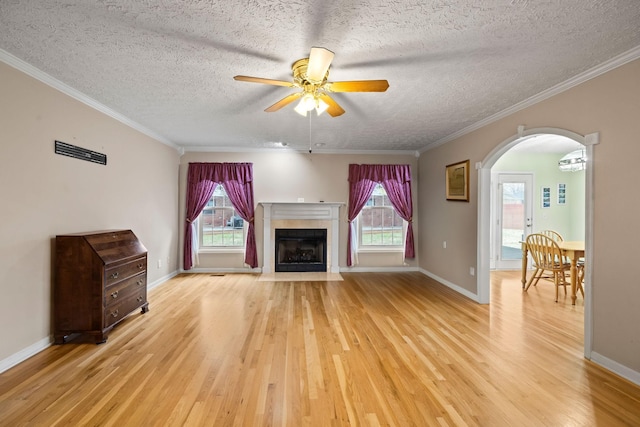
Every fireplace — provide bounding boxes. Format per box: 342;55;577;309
275;228;327;272
260;202;342;274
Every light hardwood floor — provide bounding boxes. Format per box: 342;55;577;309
1;271;639;426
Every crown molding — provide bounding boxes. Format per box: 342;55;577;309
180;145;418;156
0;49;179;151
419;44;640;154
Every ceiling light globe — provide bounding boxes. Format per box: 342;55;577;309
294;101;308;116
302;94;316;111
315;98;329;116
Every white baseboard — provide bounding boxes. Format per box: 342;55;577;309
340;266;420;273
185;266;418;274
148;270;179;291
418;268;481;303
0;337;51;374
183;267;262;274
590;351;640;387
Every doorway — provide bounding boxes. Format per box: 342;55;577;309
477;128;597;358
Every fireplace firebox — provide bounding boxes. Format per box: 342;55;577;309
275;228;327;272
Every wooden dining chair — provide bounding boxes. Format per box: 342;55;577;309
532;229;567;281
524;233;571;302
542;227;586;298
538;229;564;242
576;261;586;298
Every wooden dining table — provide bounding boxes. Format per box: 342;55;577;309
520;239;585;305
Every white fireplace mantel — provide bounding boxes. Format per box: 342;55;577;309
260;202;343;274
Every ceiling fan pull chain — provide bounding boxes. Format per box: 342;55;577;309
309;113;312;154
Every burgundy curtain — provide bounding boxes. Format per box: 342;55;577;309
347;164;415;266
379;167;415;259
347;165;379;266
183;162;257;270
184;168;218;271
222;170;258;268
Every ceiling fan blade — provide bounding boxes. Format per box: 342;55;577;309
326;80;389;92
234;75;296;87
318;94;345;117
265;92;303;112
307;47;334;83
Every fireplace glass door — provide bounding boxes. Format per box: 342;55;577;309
275;228;327;272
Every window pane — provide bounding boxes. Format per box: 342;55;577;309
200;185;244;247
501;182;525;260
360;183;404;247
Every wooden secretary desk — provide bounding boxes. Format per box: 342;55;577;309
54;230;149;344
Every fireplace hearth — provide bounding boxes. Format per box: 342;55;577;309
275;228;327;272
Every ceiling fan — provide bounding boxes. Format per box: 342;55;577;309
233;47;389;117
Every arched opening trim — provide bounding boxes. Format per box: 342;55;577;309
476;126;599;359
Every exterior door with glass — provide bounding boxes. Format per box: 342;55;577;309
493;173;533;270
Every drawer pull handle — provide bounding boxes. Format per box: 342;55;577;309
111;291;118;299
137;264;144;269
111;310;119;318
110;272;119;279
137;280;143;286
137;296;143;302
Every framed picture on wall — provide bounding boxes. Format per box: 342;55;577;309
557;183;566;205
446;160;470;201
541;187;551;208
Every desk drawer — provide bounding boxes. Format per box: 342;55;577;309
105;292;146;327
104;273;146;307
105;257;147;287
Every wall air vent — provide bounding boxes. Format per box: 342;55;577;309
54;140;107;165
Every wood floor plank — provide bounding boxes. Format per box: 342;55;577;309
1;271;639;426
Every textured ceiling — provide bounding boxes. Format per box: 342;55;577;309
1;1;640;154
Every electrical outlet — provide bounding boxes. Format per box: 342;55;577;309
470;267;475;276
157;259;162;269
443;241;447;249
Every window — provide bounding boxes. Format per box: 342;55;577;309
199;185;244;248
359;183;404;247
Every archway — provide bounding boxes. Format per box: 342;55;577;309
476;127;598;358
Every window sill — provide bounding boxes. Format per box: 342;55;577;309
199;247;245;254
357;246;404;253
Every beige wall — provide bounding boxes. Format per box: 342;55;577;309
0;62;181;363
179;152;418;270
418;58;640;373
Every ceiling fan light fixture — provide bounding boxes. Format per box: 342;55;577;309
295;93;318;116
315;98;329;115
558;148;586;172
302;94;316;111
294;94;329;117
294;100;308;116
